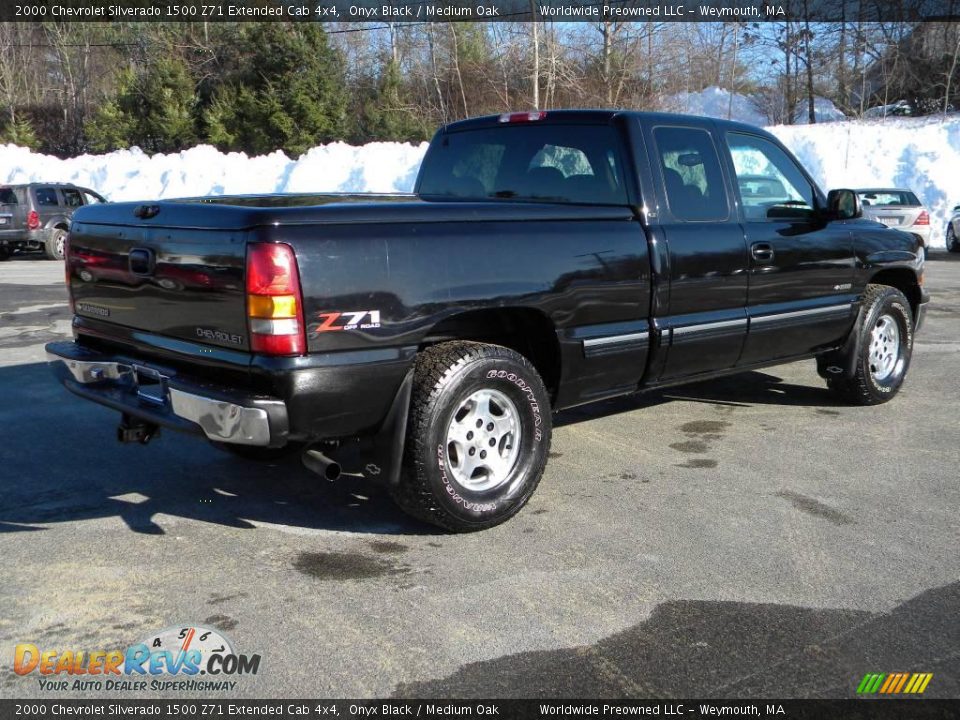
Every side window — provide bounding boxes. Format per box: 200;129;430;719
82;190;104;205
34;188;59;206
62;188;83;207
653;127;729;221
727;133;815;221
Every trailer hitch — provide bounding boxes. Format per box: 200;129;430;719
117;414;161;445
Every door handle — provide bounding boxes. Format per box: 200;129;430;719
751;242;774;262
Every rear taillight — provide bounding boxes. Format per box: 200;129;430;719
246;243;305;356
914;211;929;226
27;210;40;230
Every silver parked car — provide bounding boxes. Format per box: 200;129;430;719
945;204;960;252
855;188;930;255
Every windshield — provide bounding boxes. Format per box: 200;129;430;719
416;124;629;206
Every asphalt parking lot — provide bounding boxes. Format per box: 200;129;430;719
1;253;958;700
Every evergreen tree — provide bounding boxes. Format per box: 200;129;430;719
360;61;429;143
86;55;196;154
0;117;40;149
204;24;348;156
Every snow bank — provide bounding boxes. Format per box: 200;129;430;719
661;86;846;126
0;141;428;202
770;116;959;245
2;111;957;246
662;86;768;127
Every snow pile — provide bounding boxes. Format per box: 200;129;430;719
662;86;768;126
0;141;428;202
770;116;959;245
1;108;957;246
662;86;846;126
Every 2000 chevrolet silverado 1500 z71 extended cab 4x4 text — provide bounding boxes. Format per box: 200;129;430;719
46;111;928;531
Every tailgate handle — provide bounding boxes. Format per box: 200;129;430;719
129;247;155;275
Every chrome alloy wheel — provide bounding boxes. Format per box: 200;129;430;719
868;314;901;382
445;388;521;492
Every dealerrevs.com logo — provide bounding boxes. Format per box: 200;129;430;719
13;625;260;692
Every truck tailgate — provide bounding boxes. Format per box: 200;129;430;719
67;211;250;352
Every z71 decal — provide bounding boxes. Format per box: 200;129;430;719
311;310;382;333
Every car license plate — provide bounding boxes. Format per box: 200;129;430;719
879;217;902;227
0;217;7;225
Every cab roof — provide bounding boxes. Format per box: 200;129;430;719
441;109;768;136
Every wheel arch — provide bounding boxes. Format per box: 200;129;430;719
420;307;561;398
866;267;922;319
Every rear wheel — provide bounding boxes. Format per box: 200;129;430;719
827;284;913;405
391;341;552;532
44;228;67;261
0;247;9;261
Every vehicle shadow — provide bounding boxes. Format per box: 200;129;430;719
0;362;434;537
0;363;845;536
555;369;845;428
393;580;960;698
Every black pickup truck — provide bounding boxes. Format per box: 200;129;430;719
46;110;928;531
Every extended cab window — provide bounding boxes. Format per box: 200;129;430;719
417;125;629;205
727;133;815;221
653;127;728;221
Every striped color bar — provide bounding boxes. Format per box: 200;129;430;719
857;672;933;694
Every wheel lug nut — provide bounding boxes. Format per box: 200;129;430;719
480;450;487;459
489;438;496;447
476;419;483;428
469;447;476;456
467;431;473;440
487;423;494;431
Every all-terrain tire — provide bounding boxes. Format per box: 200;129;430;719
827;284;913;405
391;341;552;532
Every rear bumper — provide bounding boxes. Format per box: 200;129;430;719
0;229;44;246
45;341;289;447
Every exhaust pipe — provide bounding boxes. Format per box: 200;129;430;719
302;448;342;481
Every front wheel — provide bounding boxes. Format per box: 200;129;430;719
45;228;67;261
827;284;913;405
947;224;960;253
391;341;552;532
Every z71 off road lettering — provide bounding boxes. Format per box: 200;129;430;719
47;109;928;531
311;310;382;333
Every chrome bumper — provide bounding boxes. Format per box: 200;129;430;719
46;343;287;447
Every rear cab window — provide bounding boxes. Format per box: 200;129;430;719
417;124;629;205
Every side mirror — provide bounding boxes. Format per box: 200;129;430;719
826;189;862;220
